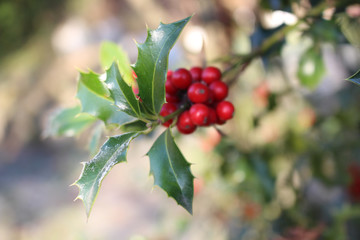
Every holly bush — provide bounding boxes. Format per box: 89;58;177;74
46;0;360;238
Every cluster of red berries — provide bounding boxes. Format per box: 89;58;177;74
160;66;235;134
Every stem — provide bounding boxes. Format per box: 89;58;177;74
222;0;353;80
160;103;188;123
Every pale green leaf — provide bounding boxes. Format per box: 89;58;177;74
100;41;134;85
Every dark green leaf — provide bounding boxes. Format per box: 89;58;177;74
100;41;134;85
297;47;326;89
43;106;96;137
120;120;148;133
133;16;191;115
346;69;360;86
104;62;141;118
76;71;135;125
73;132;139;218
147;129;194;214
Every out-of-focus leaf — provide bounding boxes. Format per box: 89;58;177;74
88;123;104;157
73;132;139;218
297;47;326;89
337;14;360;48
76;71;135;125
346;69;360;86
133;16;191;115
147;129;194;214
104;62;140;118
100;41;134;85
120;120;148;133
43;106;96;137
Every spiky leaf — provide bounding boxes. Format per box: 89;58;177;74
74;132;139;217
76;71;135;125
100;41;134;85
346;69;360;86
120;119;148;133
104;62;141;118
133;16;191;115
43;106;96;137
147;129;194;214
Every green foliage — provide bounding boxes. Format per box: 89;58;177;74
45;17;193;217
133;16;191;115
347;69;360;86
147;129;194;214
73;132;139;217
297;46;325;89
100;42;134;85
104;62;141;118
76;71;135;125
43;106;96;137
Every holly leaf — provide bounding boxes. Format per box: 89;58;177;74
346;69;360;86
73;132;139;218
104;62;141;118
100;41;134;85
147;129;194;214
133;16;191;115
77;71;135;125
297;47;325;89
43;105;96;137
120;119;148;133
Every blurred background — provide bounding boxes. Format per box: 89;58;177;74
1;0;360;239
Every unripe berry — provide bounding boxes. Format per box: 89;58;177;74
160;102;177;127
202;66;221;85
177;111;197;134
187;82;210;103
190;67;202;81
209;81;228;102
216;101;234;121
189;103;210;126
171;68;192;90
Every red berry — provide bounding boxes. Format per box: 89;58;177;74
165;80;178;95
166;93;180;103
202;66;222;85
177;111;197;134
171;68;192;90
208;108;218;125
160;102;177;127
187;82;210;103
190;67;202;81
189;104;210;126
216;101;234;121
167;70;173;79
209;81;228;101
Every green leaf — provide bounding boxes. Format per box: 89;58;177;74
100;41;134;85
120;119;148;133
88;123;104;157
297;47;326;89
104;62;141;118
73;132;139;218
147;129;194;214
133;16;191;115
76;71;135;125
43;106;96;137
337;14;360;48
346;69;360;86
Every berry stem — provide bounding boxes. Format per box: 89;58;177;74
160;103;189;123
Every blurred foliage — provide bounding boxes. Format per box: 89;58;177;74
0;0;65;59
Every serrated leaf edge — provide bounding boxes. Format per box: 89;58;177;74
71;132;139;219
147;129;194;214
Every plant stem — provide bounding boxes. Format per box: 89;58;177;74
222;0;353;81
